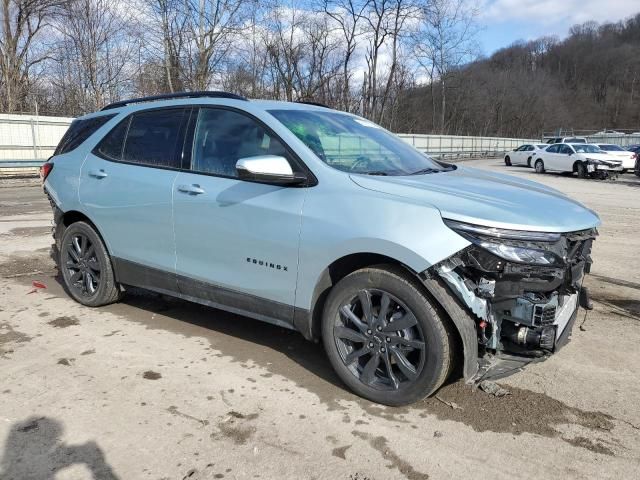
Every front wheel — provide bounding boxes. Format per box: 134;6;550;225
535;159;545;173
504;156;512;166
322;266;454;406
576;162;588;179
59;221;122;307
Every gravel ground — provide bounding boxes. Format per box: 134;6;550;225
0;160;639;480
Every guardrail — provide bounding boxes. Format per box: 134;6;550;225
0;159;46;177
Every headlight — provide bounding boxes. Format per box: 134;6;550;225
444;219;563;266
586;158;603;164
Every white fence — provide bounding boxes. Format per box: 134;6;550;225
0;114;73;163
0;113;638;175
397;134;539;158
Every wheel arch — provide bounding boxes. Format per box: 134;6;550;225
54;209;112;256
294;252;470;381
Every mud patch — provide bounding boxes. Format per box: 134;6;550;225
417;381;614;439
57;358;74;366
143;370;162;380
563;436;614;456
332;445;351;459
6;226;52;237
0;322;32;356
214;411;258;445
352;430;428;480
48;316;79;328
80;349;95;355
0;250;55;278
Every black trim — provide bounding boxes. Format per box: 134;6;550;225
101;91;247;110
112;257;297;331
90;104;319;188
295;100;330;109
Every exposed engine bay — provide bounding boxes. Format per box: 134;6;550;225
431;221;597;380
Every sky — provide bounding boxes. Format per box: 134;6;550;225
477;0;640;55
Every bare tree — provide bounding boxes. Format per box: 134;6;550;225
0;0;61;112
412;0;479;132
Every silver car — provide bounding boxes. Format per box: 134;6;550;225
42;92;600;405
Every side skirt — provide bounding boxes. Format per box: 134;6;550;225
112;257;300;332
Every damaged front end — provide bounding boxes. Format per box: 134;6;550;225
428;219;596;382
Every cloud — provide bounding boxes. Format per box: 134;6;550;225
480;0;639;27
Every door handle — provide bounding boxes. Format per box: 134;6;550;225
88;169;108;179
177;184;205;195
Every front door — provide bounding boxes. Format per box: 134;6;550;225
172;107;308;324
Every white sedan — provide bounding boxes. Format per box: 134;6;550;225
504;144;548;167
534;143;623;178
596;144;636;171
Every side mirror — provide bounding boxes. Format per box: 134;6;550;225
236;155;307;185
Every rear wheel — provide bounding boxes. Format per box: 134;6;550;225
322;266;454;406
59;221;122;307
504;156;512;166
535;159;545;173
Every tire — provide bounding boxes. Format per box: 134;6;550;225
321;266;454;406
576;162;587;179
534;159;545;173
504;156;511;166
59;221;122;307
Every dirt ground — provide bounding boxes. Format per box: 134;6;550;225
0;161;639;480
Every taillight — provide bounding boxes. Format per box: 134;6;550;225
40;162;53;182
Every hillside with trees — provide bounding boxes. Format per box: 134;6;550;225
396;14;640;137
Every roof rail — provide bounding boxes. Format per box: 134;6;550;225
295;100;330;109
101;91;247;111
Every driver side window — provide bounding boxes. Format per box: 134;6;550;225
191;108;289;178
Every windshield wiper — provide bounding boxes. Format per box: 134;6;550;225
363;171;389;176
409;167;440;175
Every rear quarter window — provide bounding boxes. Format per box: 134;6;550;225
54;114;116;155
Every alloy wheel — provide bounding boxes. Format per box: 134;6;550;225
63;233;101;297
333;289;426;391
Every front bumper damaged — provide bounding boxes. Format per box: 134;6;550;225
422;228;596;383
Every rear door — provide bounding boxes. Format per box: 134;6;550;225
172;107;308;323
543;144;561;170
79;107;189;287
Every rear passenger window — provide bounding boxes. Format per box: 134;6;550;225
54;114;115;155
191;108;289;177
122;108;186;168
95;118;129;161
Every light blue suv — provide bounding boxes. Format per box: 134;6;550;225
42;92;600;405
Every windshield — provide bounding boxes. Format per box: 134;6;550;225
573;144;603;153
269;109;449;175
598;144;624;151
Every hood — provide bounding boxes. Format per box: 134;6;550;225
580;153;622;163
350;165;601;233
602;151;634;158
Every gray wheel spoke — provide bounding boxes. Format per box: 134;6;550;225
73;236;82;255
339;305;368;334
358;290;373;326
388;334;425;350
383;312;417;332
70;271;82;283
334;326;367;343
67;246;80;262
345;346;370;365
85;271;96;294
361;353;380;385
378;293;391;322
84;244;95;260
390;347;418;380
382;351;400;390
87;259;101;273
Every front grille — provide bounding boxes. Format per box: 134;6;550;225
533;305;556;326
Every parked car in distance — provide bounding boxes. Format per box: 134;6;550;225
545;137;587;144
41;91;600;406
503;144;547;167
596;144;636;172
535;143;623;178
